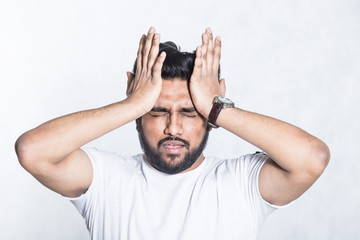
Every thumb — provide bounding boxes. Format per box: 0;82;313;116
191;46;203;80
152;51;166;79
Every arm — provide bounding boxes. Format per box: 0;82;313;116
217;108;330;205
190;28;330;205
15;27;166;198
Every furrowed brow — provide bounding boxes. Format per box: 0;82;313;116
151;107;169;112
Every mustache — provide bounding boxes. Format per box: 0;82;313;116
157;137;190;149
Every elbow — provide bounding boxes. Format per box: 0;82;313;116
307;139;330;177
15;133;37;170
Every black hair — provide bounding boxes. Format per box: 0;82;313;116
132;41;220;81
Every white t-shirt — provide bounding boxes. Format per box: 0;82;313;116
69;148;285;240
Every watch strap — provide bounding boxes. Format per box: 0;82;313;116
208;101;223;128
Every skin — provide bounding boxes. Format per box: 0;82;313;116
15;27;330;206
139;79;208;174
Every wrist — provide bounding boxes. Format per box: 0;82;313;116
207;96;235;128
194;95;219;119
123;96;153;118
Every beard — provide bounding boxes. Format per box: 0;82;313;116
138;125;209;175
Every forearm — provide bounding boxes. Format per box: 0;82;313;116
16;98;144;164
216;107;330;173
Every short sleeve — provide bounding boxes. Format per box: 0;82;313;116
64;147;103;218
63;148;143;238
64;148;129;218
231;152;289;231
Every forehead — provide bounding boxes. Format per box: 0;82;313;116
155;79;193;108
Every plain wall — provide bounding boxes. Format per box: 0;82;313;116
1;0;359;239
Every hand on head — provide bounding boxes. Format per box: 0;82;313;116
126;27;166;114
190;27;226;118
127;27;225;119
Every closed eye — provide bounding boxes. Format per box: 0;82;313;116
149;107;169;117
149;111;168;117
148;107;199;118
180;108;198;118
181;112;197;118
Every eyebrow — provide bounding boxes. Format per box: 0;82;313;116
180;107;196;113
150;107;196;113
150;107;169;112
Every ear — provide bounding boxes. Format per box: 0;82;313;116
127;71;134;83
135;118;141;132
126;71;135;97
219;78;226;97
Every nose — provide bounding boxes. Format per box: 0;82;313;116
164;112;183;136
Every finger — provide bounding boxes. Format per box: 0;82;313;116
136;34;146;73
201;32;209;60
213;36;222;70
192;46;203;80
142;27;156;70
205;28;214;68
206;27;214;52
147;33;160;70
152;51;166;79
219;78;226;97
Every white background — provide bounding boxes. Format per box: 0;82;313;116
1;0;359;239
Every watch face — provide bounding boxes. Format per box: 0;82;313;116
216;96;234;106
218;96;232;104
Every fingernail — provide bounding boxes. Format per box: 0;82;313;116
160;51;166;56
149;27;155;33
203;33;208;40
216;36;221;41
206;27;212;34
154;33;160;39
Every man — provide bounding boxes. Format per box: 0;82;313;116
15;27;330;239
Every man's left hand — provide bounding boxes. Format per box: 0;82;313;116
189;28;226;119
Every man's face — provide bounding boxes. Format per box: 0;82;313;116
138;79;209;174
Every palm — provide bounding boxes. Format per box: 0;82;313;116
189;28;225;118
126;28;166;114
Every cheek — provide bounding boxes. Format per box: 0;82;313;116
183;118;207;136
141;117;166;136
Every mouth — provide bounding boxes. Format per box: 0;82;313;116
162;141;186;154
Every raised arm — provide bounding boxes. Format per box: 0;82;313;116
15;27;166;198
189;28;330;206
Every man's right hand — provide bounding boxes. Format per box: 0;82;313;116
126;27;166;115
15;27;166;198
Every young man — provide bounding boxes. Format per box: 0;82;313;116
15;27;330;239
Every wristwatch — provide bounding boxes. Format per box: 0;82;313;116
208;96;235;128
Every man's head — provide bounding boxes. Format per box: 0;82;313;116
137;79;210;174
131;41;219;174
132;41;220;82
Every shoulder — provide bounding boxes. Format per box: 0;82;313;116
237;152;269;172
82;147;143;175
205;152;270;174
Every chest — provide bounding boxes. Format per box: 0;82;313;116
98;175;257;239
